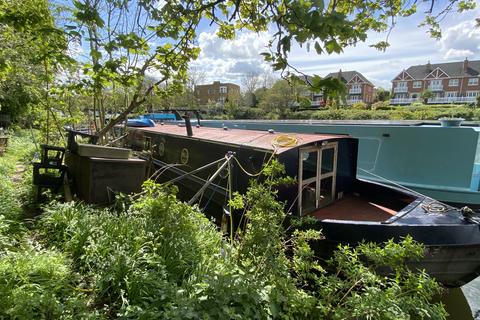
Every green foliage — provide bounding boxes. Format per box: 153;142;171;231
258;79;309;116
39;182;223;316
0;131;98;319
35;161;447;319
375;88;391;102
0;250;98;319
351;101;368;110
0;0;72;132
421;89;434;104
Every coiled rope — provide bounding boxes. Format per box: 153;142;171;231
233;134;299;177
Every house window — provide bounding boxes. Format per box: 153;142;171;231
219;86;227;93
466;91;478;97
398;81;407;88
395;93;407;99
448;79;459;86
413;81;421;88
468;78;479;86
208;89;212;94
446;92;457;98
218;96;226;103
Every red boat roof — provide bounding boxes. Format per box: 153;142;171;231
132;124;349;153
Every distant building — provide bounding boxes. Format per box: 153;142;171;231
308;70;375;107
391;59;480;105
194;81;240;106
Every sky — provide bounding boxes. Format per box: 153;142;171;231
189;4;480;90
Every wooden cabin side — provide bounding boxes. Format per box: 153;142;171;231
277;137;358;216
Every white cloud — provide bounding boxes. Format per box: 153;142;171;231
188;7;480;88
191;30;273;84
440;20;480;60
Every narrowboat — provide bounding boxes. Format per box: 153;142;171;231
199;119;480;209
125;122;480;287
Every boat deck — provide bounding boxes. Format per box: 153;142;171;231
310;195;397;222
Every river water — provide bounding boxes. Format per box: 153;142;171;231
463;276;480;319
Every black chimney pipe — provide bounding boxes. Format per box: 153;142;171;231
184;115;193;137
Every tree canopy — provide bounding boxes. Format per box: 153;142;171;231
0;0;476;137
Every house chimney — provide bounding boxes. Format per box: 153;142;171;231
463;58;469;72
426;61;431;72
338;69;342;79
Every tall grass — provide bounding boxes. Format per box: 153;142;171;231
0;131;99;319
38;173;446;319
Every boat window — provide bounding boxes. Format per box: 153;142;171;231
180;148;189;165
158;142;165;157
298;142;338;216
301;181;317;213
302;151;318;180
321;148;334;174
319;176;333;207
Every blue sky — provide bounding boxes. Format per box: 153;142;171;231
190;3;480;89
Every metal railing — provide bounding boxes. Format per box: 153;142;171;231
390;98;418;104
428;85;443;91
427;96;476;104
393;86;408;93
347;99;363;105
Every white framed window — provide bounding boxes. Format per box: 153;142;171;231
449;79;459;86
398;81;407;88
445;91;457;98
219;86;227;93
413;81;422;88
466;91;478;97
430;79;442;86
207;89;212;94
468;78;479;86
218;96;226;103
395;93;407;99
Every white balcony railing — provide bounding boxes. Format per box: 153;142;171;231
428;85;443;91
349;88;362;94
427;96;476;104
347;99;362;105
390;98;418;105
393;86;408;93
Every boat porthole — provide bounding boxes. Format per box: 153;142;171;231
180;148;189;165
157;139;165;157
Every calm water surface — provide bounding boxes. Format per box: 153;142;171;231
463;276;480;319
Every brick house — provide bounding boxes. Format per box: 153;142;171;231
391;59;480;105
194;81;241;106
310;70;375;107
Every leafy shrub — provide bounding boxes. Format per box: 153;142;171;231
371;101;392;110
351;101;368;110
0;249;97;319
40;183;223;315
38;162;447;319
